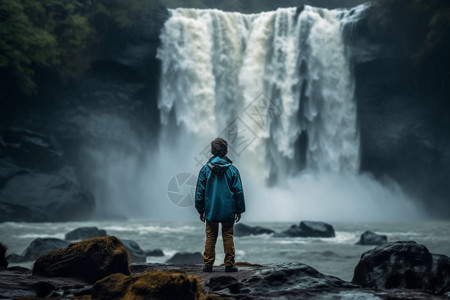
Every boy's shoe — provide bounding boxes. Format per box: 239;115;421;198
203;265;213;272
225;265;238;272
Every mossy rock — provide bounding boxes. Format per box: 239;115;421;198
91;271;206;300
32;236;130;283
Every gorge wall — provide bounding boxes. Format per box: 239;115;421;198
0;1;449;221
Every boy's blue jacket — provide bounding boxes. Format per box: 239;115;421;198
195;156;245;223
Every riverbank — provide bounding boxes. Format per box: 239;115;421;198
1;262;448;299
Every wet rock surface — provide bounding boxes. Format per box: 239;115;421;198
1;262;449;299
90;270;204;300
32;236;130;284
9;238;69;263
145;248;164;257
348;5;450;218
356;231;388;246
166;252;203;264
0;129;95;223
234;223;275;237
65;227;107;241
352;241;450;294
277;221;336;238
129;263;449;300
0;266;87;299
121;239;146;263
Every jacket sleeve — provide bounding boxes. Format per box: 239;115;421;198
232;168;245;214
195;167;207;214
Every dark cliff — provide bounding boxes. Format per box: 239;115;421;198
1;0;449;221
0;4;169;221
347;0;450;217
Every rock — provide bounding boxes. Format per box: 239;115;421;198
32;236;130;284
0;242;7;268
9;238;69;263
0;266;87;299
352;241;450;294
121;239;146;263
0;168;95;222
166;252;203;265
65;227;107;241
145;249;164;257
356;230;387;245
1;262;446;299
91;270;204;300
349;17;450;219
127;263;448;299
0;128;95;223
6;254;22;263
0;128;63;172
0;159;25;187
208;275;241;294
234;223;275;237
31;281;56;298
277;221;335;238
206;263;356;298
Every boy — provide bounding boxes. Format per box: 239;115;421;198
195;138;245;272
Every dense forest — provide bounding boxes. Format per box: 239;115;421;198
0;0;448;100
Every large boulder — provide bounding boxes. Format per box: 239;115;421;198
121;240;146;263
9;238;69;263
145;249;164;257
91;271;204;300
206;263;356;298
32;236;130;283
277;221;335;238
355;231;387;246
352;241;450;294
166;252;203;265
0;128;95;222
0;169;95;222
234;223;275;237
65;227;107;241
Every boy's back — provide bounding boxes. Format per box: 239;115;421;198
194;138;245;272
195;156;245;223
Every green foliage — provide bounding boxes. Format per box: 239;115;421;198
0;1;57;94
0;0;156;96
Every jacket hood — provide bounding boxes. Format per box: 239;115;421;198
207;156;232;175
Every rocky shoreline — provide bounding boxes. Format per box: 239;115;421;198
1;262;448;299
1;2;449;223
1;236;449;299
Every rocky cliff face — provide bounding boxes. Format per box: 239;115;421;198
346;2;450;217
0;6;169;221
1;2;449;221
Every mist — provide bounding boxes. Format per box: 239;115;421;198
83;125;425;223
80;4;427;223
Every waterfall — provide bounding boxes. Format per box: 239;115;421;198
77;4;422;222
139;3;422;222
157;5;365;183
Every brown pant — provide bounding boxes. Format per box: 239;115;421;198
203;221;235;267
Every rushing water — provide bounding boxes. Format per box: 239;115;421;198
157;5;365;181
77;4;424;222
2;221;449;281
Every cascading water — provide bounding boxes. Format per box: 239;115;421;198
157;5;361;182
88;4;421;222
151;4;422;222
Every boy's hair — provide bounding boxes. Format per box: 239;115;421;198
211;138;228;158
